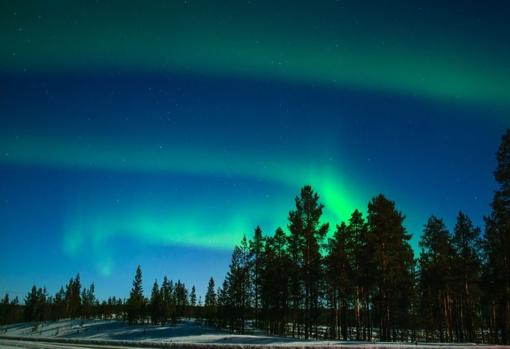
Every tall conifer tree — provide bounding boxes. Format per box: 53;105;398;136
483;129;510;344
127;266;145;324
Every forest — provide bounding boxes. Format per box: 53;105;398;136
1;129;509;345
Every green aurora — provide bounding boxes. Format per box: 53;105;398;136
1;1;509;111
1;1;508;284
2;135;362;270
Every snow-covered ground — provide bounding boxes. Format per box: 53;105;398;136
0;320;488;347
0;319;313;345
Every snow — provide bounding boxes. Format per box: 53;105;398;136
0;320;491;347
0;319;306;345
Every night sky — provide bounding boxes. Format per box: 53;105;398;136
1;1;509;301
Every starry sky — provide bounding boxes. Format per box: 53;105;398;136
0;0;509;301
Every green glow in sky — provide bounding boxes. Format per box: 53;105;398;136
1;136;362;220
1;136;365;274
1;1;509;110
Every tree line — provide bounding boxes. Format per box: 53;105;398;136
199;129;510;344
1;130;509;344
0;269;198;327
126;265;198;325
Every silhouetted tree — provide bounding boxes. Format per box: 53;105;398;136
160;276;175;325
483;129;510;344
325;221;352;340
249;226;264;328
174;280;188;318
150;280;163;325
64;274;81;319
368;194;415;341
24;286;38;322
81;283;96;319
52;287;65;320
1;295;21;325
260;227;291;335
204;277;216;326
451;212;482;342
288;185;329;339
224;236;251;333
127;266;145;324
418;216;454;341
216;279;229;328
348;209;373;340
189;285;197;319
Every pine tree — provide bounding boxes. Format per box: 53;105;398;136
348;209;372;340
189;285;197;319
260;227;291;335
150;280;162;325
53;287;65;320
64;278;72;318
418;216;453;341
204;277;216;326
451;212;482;342
64;274;81;319
81;283;96;319
483;129;510;344
174;280;188;318
249;226;265;328
72;275;81;318
325;222;352;340
216;279;229;328
160;276;174;325
24;286;38;322
368;194;415;341
36;287;49;322
288;185;329;339
225;237;251;333
127;265;145;325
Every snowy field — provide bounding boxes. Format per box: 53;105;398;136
0;319;303;345
0;320;496;348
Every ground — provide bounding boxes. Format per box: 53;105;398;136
0;320;491;348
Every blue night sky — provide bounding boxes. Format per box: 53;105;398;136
0;0;509;301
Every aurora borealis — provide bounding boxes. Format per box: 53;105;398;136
1;1;509;300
